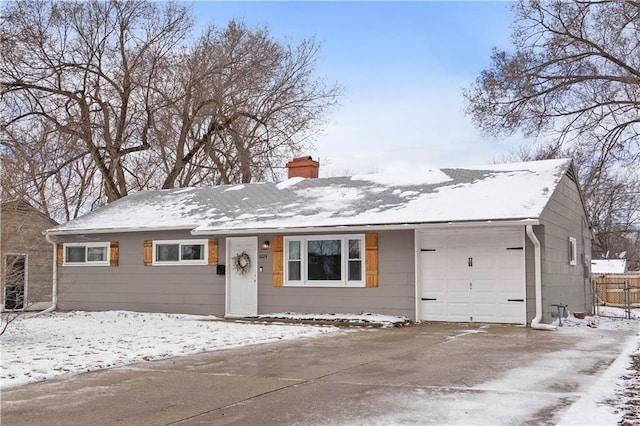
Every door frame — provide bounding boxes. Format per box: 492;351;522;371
225;236;258;317
3;253;28;311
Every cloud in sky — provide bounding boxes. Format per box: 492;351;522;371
312;74;514;176
192;1;520;176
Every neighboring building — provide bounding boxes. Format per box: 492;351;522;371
1;200;57;311
46;157;592;325
591;259;627;275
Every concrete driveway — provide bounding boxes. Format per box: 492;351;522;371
1;322;634;425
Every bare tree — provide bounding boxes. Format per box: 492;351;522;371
464;0;640;170
499;142;640;269
1;1;341;217
152;22;340;188
1;0;192;202
466;0;640;269
1;119;101;222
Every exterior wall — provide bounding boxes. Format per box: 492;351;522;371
54;230;226;316
54;229;416;319
257;230;416;319
51;171;591;325
539;173;593;322
1;202;56;310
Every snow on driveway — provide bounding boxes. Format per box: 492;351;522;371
1;309;639;425
0;310;341;390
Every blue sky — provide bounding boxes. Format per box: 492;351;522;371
191;1;518;175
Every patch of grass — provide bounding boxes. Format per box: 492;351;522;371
619;354;640;425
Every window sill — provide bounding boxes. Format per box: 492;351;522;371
150;261;209;266
62;262;110;267
284;282;366;288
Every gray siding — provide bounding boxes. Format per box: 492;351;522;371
538;173;592;322
1;203;56;309
51;171;591;325
55;230;225;315
257;230;416;319
54;229;416;319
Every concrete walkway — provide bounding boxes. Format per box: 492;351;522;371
1;323;634;425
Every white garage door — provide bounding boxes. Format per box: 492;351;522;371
419;228;525;324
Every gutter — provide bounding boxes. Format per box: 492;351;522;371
525;225;556;331
46;224;198;236
191;219;542;236
41;233;58;314
47;219;541;237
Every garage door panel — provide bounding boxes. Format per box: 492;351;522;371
501;302;525;317
445;302;472;321
447;235;471;247
472;302;498;318
421;300;446;321
419;229;525;324
421;279;445;297
447;279;470;296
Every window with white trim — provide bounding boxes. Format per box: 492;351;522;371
284;235;365;287
63;243;110;266
569;237;577;266
152;240;208;265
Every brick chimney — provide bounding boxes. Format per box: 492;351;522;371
286;156;319;179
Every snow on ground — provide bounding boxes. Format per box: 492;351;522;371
255;312;410;327
556;307;640;425
0;310;341;390
1;308;639;425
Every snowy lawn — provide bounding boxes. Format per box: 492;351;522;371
556;308;640;425
0;310;344;390
1;308;639;424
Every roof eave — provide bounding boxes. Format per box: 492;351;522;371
46;224;199;236
190;218;541;236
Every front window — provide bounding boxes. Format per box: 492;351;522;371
153;240;207;265
307;239;341;280
287;240;302;281
284;235;365;287
63;243;109;266
348;239;362;281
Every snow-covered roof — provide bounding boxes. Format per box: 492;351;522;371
591;259;628;275
48;158;572;235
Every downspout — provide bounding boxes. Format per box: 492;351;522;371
526;225;556;331
41;233;58;314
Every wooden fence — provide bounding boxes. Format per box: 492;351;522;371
592;274;640;307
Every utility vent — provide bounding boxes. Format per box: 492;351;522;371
566;166;578;184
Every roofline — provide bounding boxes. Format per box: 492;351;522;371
46;225;198;236
2;199;59;226
46;218;541;237
190;218;541;236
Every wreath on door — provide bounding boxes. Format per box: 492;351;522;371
232;251;251;275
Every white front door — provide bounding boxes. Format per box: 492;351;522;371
226;237;258;317
419;228;525;324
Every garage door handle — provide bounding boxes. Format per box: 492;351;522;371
421;298;437;301
508;299;524;302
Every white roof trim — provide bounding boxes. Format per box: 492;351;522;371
46;225;198;236
48;219;541;237
190;219;540;236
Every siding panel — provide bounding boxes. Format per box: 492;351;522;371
56;230;225;316
539;173;592;322
257;230;416;319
